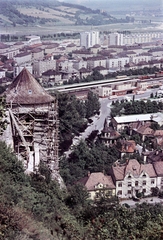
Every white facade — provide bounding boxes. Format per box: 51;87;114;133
80;31;99;48
132;54;152;64
106;57;129;71
96;86;112;97
13;65;33;78
108;33;124;46
0;69;5;78
14;52;32;65
73;60;87;70
123;32;163;45
116;170;157;199
25;35;41;46
33;59;56;78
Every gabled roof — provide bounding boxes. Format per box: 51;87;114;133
154;130;163;136
78;172;115;191
153;161;163;176
112;159;157;180
5;68;55;105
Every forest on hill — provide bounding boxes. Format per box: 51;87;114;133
2;140;163;239
0;0;133;28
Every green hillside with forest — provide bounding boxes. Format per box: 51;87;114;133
0;0;133;28
2;141;163;240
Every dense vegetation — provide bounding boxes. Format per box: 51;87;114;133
63;66;161;86
60;140;119;185
2;141;163;239
56;92;100;153
111;98;163;117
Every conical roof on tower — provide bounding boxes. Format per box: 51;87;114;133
5;68;55;105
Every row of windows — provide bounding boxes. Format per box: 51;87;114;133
118;179;155;188
118;188;147;195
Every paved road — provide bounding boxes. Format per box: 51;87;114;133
120;196;163;207
64;88;160;157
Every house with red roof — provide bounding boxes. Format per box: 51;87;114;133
78;172;116;200
111;159;157;199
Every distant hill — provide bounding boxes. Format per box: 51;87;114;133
0;0;132;28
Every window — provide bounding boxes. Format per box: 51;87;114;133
143;189;146;193
135;181;139;186
128;190;131;194
117;190;122;195
128;182;132;187
142;173;146;178
143;181;146;186
151;179;155;184
118;182;122;187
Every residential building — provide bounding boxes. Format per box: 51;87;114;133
123;32;162;45
73;59;87;70
33;59;56;78
87;56;107;70
106;56;129;71
78;172;116;200
108;33;124;46
100;118;120;146
111;113;161;132
111;159;157;199
116;139;136;158
14;52;32;65
41;69;62;86
31;48;44;61
78;67;92;79
80;31;99;48
13;65;33;78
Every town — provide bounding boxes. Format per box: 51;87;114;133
1;29;163;200
1;2;163;237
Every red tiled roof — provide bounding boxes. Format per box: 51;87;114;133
78;172;115;191
113;159;156;180
153;161;163;176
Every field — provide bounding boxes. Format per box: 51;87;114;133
1;21;162;37
17;6;74;24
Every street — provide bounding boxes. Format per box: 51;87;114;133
64;87;160;157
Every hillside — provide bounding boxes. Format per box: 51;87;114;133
0;0;130;28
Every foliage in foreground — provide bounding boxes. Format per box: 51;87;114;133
2;141;163;239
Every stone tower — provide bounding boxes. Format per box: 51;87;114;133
4;68;62;183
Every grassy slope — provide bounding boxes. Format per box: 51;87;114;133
0;141;81;239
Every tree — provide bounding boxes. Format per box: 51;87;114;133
85;91;100;118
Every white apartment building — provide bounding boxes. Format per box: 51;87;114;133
123;32;163;45
108;32;163;46
80;31;99;48
14;52;32;65
73;59;87;70
33;59;56;78
132;54;152;64
108;33;124;46
106;56;129;71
